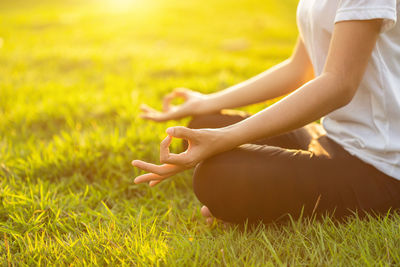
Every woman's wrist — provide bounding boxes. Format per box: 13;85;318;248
209;125;244;155
219;119;257;150
191;94;216;116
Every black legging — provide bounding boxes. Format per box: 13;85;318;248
187;111;400;224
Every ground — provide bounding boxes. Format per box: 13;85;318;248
1;0;400;265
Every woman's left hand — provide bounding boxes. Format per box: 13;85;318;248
132;126;226;187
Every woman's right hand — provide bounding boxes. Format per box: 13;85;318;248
140;88;208;122
132;126;228;187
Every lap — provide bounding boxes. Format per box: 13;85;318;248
193;144;321;223
189;111;400;223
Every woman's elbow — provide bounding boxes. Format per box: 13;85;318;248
336;84;357;107
324;72;359;108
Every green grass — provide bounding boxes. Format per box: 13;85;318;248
1;0;400;265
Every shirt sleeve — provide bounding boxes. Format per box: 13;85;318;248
335;0;398;32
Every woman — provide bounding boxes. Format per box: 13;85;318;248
132;0;400;224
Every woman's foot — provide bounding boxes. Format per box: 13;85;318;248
200;205;214;225
201;205;234;228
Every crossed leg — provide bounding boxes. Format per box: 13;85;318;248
187;111;400;224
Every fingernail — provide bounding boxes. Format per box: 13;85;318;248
131;160;137;165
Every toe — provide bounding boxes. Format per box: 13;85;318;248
201;205;212;218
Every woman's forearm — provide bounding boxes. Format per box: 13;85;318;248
204;60;306;110
218;73;352;148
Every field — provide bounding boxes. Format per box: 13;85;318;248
1;0;400;265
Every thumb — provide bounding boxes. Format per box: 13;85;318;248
166;126;195;140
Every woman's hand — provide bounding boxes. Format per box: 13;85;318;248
131;160;188;187
140;88;208;122
132;126;226;186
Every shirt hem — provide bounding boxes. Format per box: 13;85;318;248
325;131;400;181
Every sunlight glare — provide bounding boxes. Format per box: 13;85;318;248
105;0;145;12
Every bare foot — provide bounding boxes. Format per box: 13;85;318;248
200;205;233;228
200;205;214;225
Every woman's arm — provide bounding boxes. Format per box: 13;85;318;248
220;19;381;146
133;19;382;185
140;38;314;121
197;38;315;113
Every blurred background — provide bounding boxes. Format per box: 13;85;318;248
0;0;303;264
0;0;298;141
0;0;299;198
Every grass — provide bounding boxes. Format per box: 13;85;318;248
1;0;400;265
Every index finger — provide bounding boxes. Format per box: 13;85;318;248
162;92;178;112
160;135;172;163
174;88;189;100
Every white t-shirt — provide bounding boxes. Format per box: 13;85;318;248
297;0;400;179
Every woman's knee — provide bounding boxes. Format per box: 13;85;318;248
192;154;231;212
192;152;242;222
188;112;248;130
188;114;220;129
188;115;207;129
192;159;216;206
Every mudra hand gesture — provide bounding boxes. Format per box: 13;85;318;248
132;126;225;187
140;88;207;122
